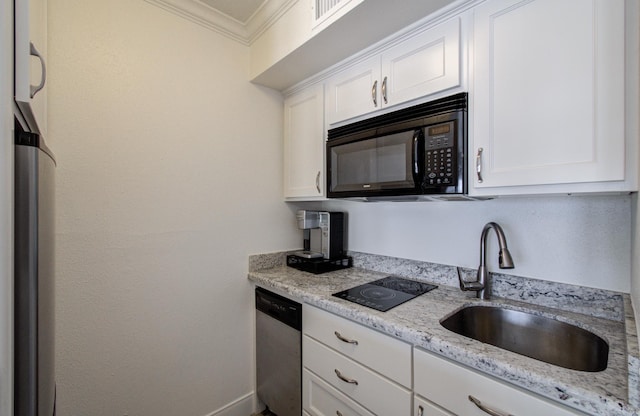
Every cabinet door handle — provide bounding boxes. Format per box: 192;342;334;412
372;80;378;107
336;412;343;416
334;331;358;345
417;405;424;416
315;171;321;193
29;42;46;99
476;147;484;183
334;369;358;385
468;395;514;416
382;76;388;104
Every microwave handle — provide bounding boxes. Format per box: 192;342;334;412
412;128;423;181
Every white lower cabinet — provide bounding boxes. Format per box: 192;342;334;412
413;348;586;416
303;305;412;415
303;369;375;416
302;305;588;416
413;395;453;416
304;336;411;415
303;303;411;387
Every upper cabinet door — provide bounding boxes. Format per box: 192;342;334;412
471;0;626;192
325;56;381;125
284;84;326;200
326;17;462;126
15;0;48;136
381;17;461;108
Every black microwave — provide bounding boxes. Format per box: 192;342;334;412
326;93;467;199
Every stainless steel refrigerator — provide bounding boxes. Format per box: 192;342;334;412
14;119;56;416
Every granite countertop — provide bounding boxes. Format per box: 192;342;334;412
248;252;640;416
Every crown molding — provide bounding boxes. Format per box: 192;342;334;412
246;0;299;44
144;0;297;46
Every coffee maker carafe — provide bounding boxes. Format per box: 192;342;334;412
294;210;345;260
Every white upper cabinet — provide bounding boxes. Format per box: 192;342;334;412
380;18;461;110
470;0;633;195
325;56;381;125
326;17;462;125
284;84;326;200
15;0;47;136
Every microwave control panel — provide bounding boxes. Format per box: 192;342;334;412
423;121;456;188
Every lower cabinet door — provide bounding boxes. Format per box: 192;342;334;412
414;395;453;416
414;348;585;415
304;369;375;416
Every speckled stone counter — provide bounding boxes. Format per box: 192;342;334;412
248;251;640;416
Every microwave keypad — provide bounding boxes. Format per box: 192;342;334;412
424;122;456;187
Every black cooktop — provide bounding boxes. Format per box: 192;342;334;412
332;276;437;312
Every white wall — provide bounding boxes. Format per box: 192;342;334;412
324;195;632;293
0;0;13;413
48;0;298;414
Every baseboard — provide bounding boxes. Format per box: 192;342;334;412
203;391;255;416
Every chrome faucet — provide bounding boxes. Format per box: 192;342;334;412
458;222;515;300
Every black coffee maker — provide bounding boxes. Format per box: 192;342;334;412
288;210;351;274
293;210;345;260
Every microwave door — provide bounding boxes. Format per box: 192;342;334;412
329;129;419;197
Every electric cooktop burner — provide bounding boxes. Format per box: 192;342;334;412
332;276;437;312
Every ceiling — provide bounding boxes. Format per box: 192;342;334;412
199;0;267;23
145;0;290;45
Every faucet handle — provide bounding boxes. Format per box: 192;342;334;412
457;267;484;292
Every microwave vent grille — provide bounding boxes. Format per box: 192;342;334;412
314;0;343;22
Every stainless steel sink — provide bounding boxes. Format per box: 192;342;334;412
440;305;609;372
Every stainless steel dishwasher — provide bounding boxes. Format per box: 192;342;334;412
255;287;302;416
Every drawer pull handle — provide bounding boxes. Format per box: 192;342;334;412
334;331;358;345
334;369;358;385
468;395;514;416
418;405;424;416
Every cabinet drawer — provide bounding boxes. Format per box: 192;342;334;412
414;395;453;416
303;304;411;387
304;369;375;416
414;348;584;416
304;336;411;416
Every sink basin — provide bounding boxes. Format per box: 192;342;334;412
440;305;608;372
